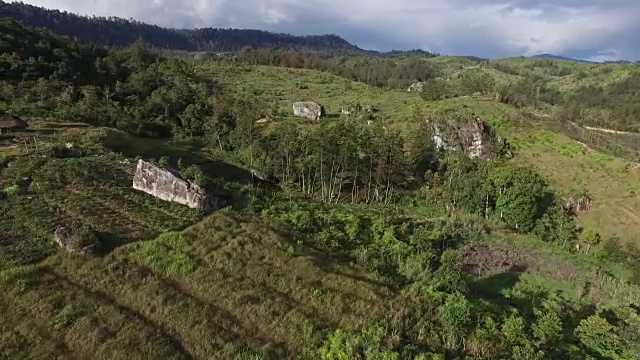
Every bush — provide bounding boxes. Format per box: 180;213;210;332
158;156;170;167
181;164;206;186
47;143;87;158
52;305;80;330
2;184;20;197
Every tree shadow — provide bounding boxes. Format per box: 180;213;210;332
95;231;130;254
266;224;395;295
41;267;195;360
469;265;528;306
159;278;289;359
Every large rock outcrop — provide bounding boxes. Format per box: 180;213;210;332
429;116;506;160
293;102;324;121
132;159;215;210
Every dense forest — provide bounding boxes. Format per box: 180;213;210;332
0;18;217;138
1;12;640;360
227;48;439;89
0;1;364;53
0;1;447;58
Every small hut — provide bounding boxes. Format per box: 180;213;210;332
0;113;29;133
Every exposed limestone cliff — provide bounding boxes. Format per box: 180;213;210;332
429;115;508;160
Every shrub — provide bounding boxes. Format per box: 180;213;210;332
52;305;80;330
2;184;20;197
181;164;206;186
47;143;87;158
158;156;170;167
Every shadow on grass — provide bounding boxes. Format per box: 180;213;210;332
42;266;195;360
469;265;528;306
160;278;289;359
267;224;395;296
96;231;131;254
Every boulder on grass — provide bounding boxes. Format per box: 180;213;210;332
293;102;324;121
54;225;100;255
132;159;215;210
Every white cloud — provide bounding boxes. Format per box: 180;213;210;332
18;0;640;61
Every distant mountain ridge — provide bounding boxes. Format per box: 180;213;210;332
2;1;620;62
0;0;366;54
530;54;595;64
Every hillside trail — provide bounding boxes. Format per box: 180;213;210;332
583;126;638;135
528;111;639;135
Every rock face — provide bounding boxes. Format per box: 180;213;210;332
430;116;503;160
54;226;99;255
132;159;214;210
408;82;424;92
293;102;324;121
565;195;593;213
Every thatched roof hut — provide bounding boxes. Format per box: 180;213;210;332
0;113;29;132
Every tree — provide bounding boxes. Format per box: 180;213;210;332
438;293;471;352
420;79;448;101
432;249;469;294
484;164;548;232
580;229;601;254
533;203;578;247
575;315;623;359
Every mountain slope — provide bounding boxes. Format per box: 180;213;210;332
530;54;595;64
2;19;640;359
0;1;363;53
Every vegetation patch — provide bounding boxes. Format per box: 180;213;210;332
138;232;196;276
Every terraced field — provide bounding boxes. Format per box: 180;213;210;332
0;212;393;359
0;153;204;270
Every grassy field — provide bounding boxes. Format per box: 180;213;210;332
508;125;640;242
0;150;204;271
1;208;637;358
0;125;252;271
0;211;394;359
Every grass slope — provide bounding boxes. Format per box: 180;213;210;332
3;60;640;357
0;212;392;359
204;63;640;242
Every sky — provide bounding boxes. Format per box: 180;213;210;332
19;0;640;61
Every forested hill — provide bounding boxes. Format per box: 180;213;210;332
0;1;363;53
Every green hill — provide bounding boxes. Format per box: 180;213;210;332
530;54;595;64
2;19;640;359
0;1;364;54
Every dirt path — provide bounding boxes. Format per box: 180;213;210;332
527;111;637;135
583;126;637;135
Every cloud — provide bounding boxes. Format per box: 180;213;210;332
18;0;640;61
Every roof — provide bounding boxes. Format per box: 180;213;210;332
0;113;29;129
